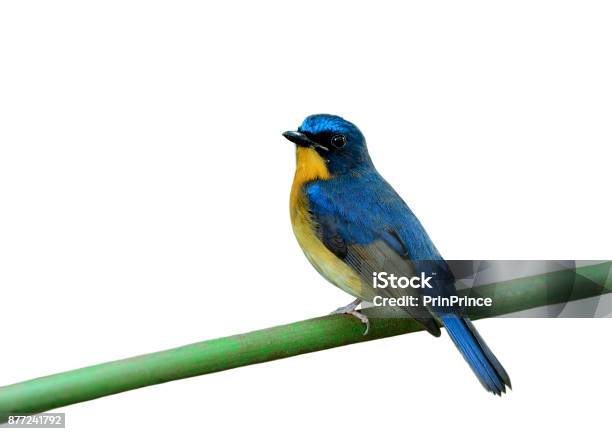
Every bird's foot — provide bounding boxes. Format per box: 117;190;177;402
330;298;369;335
330;298;362;315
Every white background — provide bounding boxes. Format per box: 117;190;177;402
1;1;611;432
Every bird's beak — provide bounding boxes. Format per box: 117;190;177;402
282;131;329;151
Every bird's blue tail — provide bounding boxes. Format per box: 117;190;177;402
441;314;511;395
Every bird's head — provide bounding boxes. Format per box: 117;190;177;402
283;114;372;175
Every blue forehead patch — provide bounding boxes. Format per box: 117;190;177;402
299;114;359;136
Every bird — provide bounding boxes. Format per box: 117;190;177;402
283;114;511;395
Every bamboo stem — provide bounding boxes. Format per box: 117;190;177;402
0;262;610;420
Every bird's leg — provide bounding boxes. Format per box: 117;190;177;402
330;298;370;335
330;298;362;314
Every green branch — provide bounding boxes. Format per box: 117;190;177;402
1;262;611;420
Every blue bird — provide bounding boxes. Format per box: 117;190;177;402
283;114;511;395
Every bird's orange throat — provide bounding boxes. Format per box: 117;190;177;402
290;147;330;214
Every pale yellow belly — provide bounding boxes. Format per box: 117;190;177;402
291;194;368;300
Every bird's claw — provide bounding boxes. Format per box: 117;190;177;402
347;310;370;335
330;299;370;335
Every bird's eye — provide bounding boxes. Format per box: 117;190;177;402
330;134;347;149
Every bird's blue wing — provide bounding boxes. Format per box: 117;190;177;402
305;172;456;335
